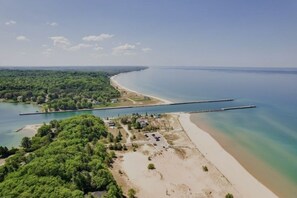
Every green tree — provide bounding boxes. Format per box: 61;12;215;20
21;137;32;150
0;115;124;197
0;146;9;158
37;124;52;137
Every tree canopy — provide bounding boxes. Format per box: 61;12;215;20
0;70;120;111
0;115;123;197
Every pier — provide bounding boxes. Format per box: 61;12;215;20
189;105;256;114
19;98;234;116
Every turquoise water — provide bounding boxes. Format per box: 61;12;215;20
114;67;297;197
0;99;236;147
0;67;296;196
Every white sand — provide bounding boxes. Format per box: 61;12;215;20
178;113;277;198
110;75;172;104
121;147;240;198
19;124;43;137
110;74;277;197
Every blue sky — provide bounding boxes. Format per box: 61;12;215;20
0;0;296;67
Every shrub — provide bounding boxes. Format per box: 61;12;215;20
148;163;155;170
225;193;234;198
202;165;208;172
128;188;136;198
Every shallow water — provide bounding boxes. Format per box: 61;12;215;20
1;67;296;197
114;67;297;197
0;99;235;147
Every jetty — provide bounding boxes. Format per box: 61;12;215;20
19;98;234;116
189;105;256;114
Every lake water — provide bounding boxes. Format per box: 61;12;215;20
0;67;296;197
0;98;236;147
113;67;297;197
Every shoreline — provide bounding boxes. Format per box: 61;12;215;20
113;72;277;197
18;124;42;137
178;113;277;197
111;74;172;104
191;114;297;197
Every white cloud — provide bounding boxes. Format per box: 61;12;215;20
136;42;141;45
142;47;152;52
113;43;136;55
47;22;58;26
5;20;16;25
82;33;114;42
50;36;70;48
67;43;92;51
42;48;53;56
16;35;29;41
94;46;104;51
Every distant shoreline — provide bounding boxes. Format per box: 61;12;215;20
110;74;172;104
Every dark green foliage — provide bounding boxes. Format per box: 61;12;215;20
202;165;208;172
21;137;32;150
0;146;9;158
116;131;123;142
0;70;120;110
109;143;124;151
0;115;123;197
120;117;129;125
37;124;52;137
134;122;141;129
148;163;155;170
0;146;18;158
225;193;234;198
128;188;136;198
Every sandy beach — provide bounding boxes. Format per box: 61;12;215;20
18;124;43;137
179;113;277;197
111;74;172;104
111;114;241;198
110;74;278;197
111;113;277;198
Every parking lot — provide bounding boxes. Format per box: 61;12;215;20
145;132;169;150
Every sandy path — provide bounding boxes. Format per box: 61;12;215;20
120;123;132;144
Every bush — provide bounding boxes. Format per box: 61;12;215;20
202;165;208;172
148;163;155;170
225;193;234;198
128;188;136;198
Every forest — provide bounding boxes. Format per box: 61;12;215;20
0;70;120;111
0;115;123;197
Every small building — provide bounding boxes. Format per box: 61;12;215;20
110;98;118;103
136;118;148;128
108;121;115;127
92;100;101;105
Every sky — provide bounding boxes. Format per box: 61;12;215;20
0;0;296;67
